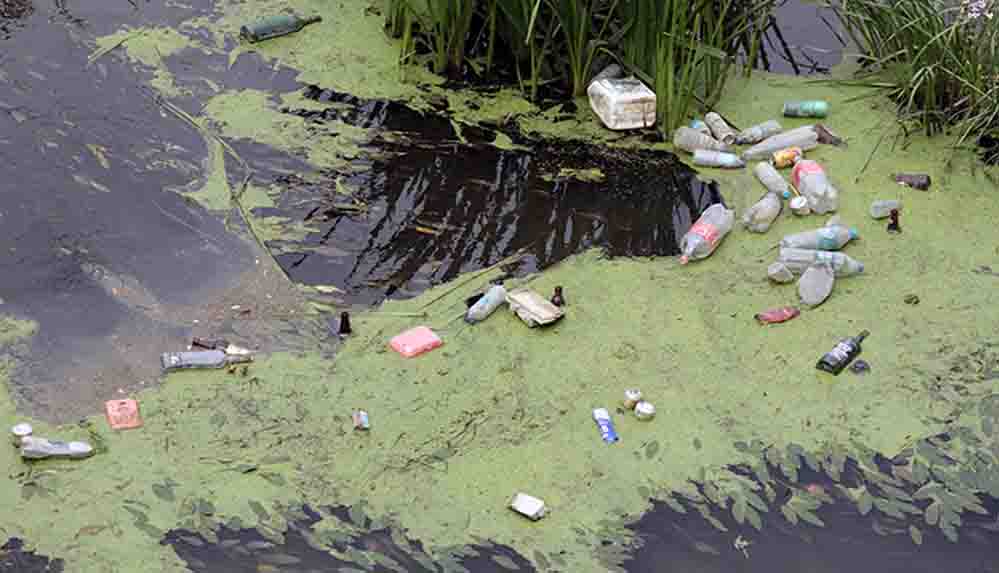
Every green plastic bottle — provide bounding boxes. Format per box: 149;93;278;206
240;14;322;43
782;100;829;118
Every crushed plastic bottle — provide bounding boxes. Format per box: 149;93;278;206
791;159;839;214
778;247;865;277
754;162;791;197
679;204;735;264
735;120;782;145
704;112;738;144
742;124;840;160
742;191;782;233
798;263;835;307
673;127;730;153
690;119;712;136
693;149;745;168
767;261;795;283
783;100;829;118
465;284;507;323
780;224;858;250
870;199;902;219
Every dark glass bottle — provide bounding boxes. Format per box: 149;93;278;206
192;337;229;350
240;14;322;43
816;330;869;375
551;286;565;307
338;311;352;338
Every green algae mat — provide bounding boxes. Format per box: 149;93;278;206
2;0;999;571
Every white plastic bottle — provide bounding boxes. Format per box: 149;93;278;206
693;149;745;168
465;284;507;323
742;192;782;233
780;225;858;250
742;125;820;160
679;204;735;264
778;248;864;277
754;162;791;197
673;127;730;153
870;199;902;219
704;112;738;144
736;120;782;145
791;159;839;214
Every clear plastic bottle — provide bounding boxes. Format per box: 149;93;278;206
673;127;730;153
798;263;835;307
693;149;745;168
679;204;735;264
783;100;829;118
465;284;507;323
754;162;790;197
780;225;858;250
742;125;821;160
869;199;902;219
690;119;712;136
791;159;839;214
778;247;864;277
742;191;782;233
704;112;738;144
789;195;811;216
735;120;782;145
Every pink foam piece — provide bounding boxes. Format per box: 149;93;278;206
389;326;443;358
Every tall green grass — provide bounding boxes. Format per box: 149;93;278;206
834;0;999;139
399;0;477;78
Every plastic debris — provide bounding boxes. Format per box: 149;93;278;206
352;410;370;430
690;119;712;136
509;493;547;520
789;196;811;216
587;77;656;130
623;389;642;410
21;436;94;460
754;161;791;197
673;126;730;153
816;330;869;375
161;350;252;372
791;159;839;214
870;199;902;219
679;204;735;264
692;149;745;168
11;423;32;447
904;294;920;305
389;326;443;358
589;63;623;85
850;359;871;375
778;248;865;277
634;401;656;420
735;120;782;145
754;306;800;324
742;191;782;233
798;263;835;308
894;173;931;190
240;14;323;43
105;399;142;430
704;112;738;145
780;225;858;251
767;262;795;283
507;289;565;327
592;408;619;443
783;100;829;118
465;284;507;324
887;209;901;234
742;124;841;160
771;147;803;169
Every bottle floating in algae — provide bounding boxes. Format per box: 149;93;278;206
783;101;829;118
161;350;252;372
240;14;323;43
816;330;869;375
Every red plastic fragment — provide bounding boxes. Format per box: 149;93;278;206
754;306;800;325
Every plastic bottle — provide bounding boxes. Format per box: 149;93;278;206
754;162;791;197
778;247;864;277
780;225;858;250
742;191;782;233
693;149;745;168
704;112;738;144
816;330;870;375
893;173;931;190
798;263;835;307
767;261;795;283
735;120;782;145
791;159;839;214
465;284;507;323
742;125;820;160
160;350;252;371
789;196;811;216
870;199;901;219
673;127;730;153
240;14;323;43
679;204;735;264
783;101;829;118
771;147;803;169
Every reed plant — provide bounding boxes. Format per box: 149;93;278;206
400;0;477;78
833;0;999;139
548;0;624;96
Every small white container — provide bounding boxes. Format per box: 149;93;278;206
623;389;642;410
509;492;546;521
635;401;656;420
11;423;32;447
587;77;656;131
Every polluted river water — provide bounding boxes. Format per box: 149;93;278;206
2;0;999;572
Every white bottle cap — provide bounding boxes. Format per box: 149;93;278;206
11;423;32;447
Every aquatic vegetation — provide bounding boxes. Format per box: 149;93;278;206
834;0;999;140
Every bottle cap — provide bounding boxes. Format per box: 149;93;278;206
679;255;689;265
849;228;859;239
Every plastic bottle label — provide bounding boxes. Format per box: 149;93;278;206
817;228;839;250
791;161;825;188
689;221;720;245
828;341;852;362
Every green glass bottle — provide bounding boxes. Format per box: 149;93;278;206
783;100;829;118
240;13;322;43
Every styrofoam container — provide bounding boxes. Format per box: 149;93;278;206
587;77;656;131
509;492;546;520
